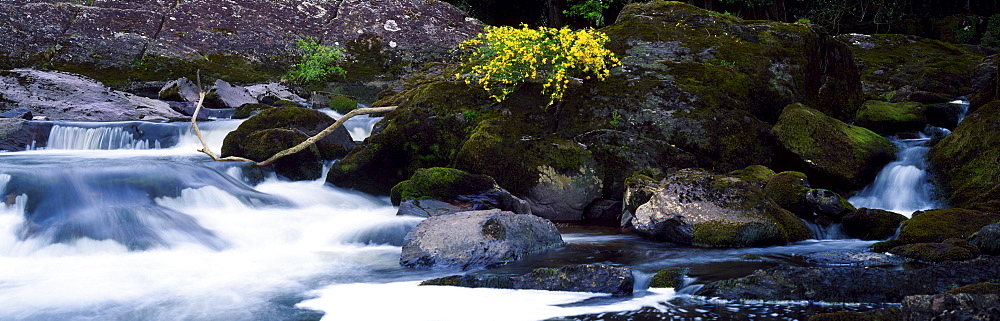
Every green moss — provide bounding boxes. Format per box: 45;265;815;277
327;94;358;114
388;167;495;205
763;171;811;215
891;209;1000;246
888;238;979;262
692;220;782;248
842;208;907;241
855;100;927;135
772;104;896;191
928;101;1000;212
232;103;271;119
649;268;685;288
840;34;983;98
481;217;507;240
946;282;1000;295
727;165;777;188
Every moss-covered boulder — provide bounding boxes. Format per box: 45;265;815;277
327;1;862;208
764;171;812;216
222;106;354;180
239;128;324;181
855;100;927;135
873;208;1000;251
969;54;999;112
889;238;980;263
968;223;1000;255
842;208;908;240
772;104;897;192
835;33;984;99
390;167;530;216
727;165;777;190
946;282;1000;295
624;169;812;248
928;100;1000;212
649;268;686;288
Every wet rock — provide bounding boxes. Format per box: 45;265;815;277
902;292;1000;321
873;209;1000;252
649;268;686;288
805;189;855;218
0;118;51;151
0;69;184;121
583;199;623;224
854;100;927;135
803;251;907;267
390;167;530;217
889;238;981;263
968;54;998;112
623;168;811;248
421;263;634;295
835;33;984;99
400;209;564;269
925;102;968;130
763;171;812;216
772;103;897;192
245;83;305;104
841;208;908;241
158;78;201;103
222;106;354;180
696;255;1000;303
204;79;258;109
947;282;1000;295
232;103;271;119
906;91;955;104
727;165;776;190
574;129;697;200
928;101;1000;213
0;108;32;120
968;223;1000;255
524;164;603;222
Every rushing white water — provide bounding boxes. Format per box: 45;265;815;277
848;100;969;217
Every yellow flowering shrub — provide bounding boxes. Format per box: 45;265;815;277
456;25;620;106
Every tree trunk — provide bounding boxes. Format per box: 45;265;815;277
548;0;567;27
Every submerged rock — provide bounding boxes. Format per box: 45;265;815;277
400;209;564;269
649;268;686;288
772;104;897;192
902;292;1000;321
623;169;811;248
928;100;1000;213
889;238;980;263
421;263;634;295
696;255;1000;303
0;69;184;121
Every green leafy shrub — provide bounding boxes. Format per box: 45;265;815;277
456;24;620;106
564;0;611;26
287;37;346;84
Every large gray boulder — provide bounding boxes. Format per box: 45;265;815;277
0;69;183;121
0;119;52;151
969;223;1000;255
623;169;812;248
421;263;634;295
400;209;564;270
2;0;483;86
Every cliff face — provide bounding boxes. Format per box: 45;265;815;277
0;0;483;87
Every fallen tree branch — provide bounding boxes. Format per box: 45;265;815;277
255;106;397;167
188;80;397;165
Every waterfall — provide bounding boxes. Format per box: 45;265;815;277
47;124;159;150
848;100;969;217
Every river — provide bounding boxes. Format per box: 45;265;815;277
1;107;941;320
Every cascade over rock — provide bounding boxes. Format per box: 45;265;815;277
623;168;811;248
326;1;864;211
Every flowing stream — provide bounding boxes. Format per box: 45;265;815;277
848;100;968;217
1;115;893;321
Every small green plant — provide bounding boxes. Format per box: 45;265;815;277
327;94;358;114
456;24;620;106
609;109;623;127
714;59;737;70
795;17;812;25
564;0;611;26
287;37;346;84
461;109;479;121
981;14;1000;49
881;90;896;102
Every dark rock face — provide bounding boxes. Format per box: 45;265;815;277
400;209;564;270
204;79;258;109
902;292;1000;321
158;78;201;103
0;69;184;121
1;0;481;87
969;223;1000;255
772;104;897;192
969;54;998;111
421;263;634;296
928;101;1000;213
623;169;811;248
0;119;52;151
802;251;907;267
842;208;908;241
696;255;1000;303
835;33;984;99
0;108;33;120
